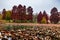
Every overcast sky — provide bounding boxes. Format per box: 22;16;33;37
0;0;60;15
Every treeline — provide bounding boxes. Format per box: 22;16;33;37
1;4;60;24
2;4;33;23
37;7;59;24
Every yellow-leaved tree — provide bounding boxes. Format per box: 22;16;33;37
41;17;47;24
0;14;2;20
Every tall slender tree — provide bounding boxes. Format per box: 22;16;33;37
21;5;26;20
27;6;33;22
11;5;18;20
42;11;48;23
37;11;43;23
18;4;23;20
2;9;6;20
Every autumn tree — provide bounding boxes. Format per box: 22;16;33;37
21;5;27;22
11;5;19;20
41;17;47;24
5;11;11;20
18;4;22;20
37;11;43;23
42;11;48;23
0;14;2;20
21;5;26;20
50;7;59;24
17;5;27;23
2;9;11;22
23;5;26;20
2;9;6;19
27;6;33;22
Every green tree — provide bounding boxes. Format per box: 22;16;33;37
5;11;11;22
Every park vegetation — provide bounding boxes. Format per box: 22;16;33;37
1;4;60;24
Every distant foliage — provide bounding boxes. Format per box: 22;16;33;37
2;9;11;20
2;9;6;19
43;11;48;23
11;5;33;23
2;5;60;24
5;11;11;20
37;11;48;23
3;25;33;31
0;14;2;20
41;17;47;24
37;11;43;23
50;7;59;24
27;6;33;22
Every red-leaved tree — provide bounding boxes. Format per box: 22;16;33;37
2;9;6;19
50;7;59;24
27;6;33;22
37;11;43;23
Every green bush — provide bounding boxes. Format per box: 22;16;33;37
26;20;33;23
14;20;21;23
14;20;27;23
3;25;33;31
4;25;13;31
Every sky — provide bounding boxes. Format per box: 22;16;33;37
0;0;60;15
